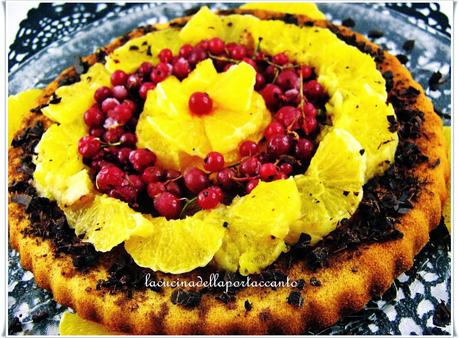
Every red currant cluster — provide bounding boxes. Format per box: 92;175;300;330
77;38;328;219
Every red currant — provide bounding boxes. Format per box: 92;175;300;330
138;62;154;77
126;74;142;90
101;97;120;113
189;92;213;115
179;44;194;58
302;116;318;135
259;163;277;181
267;135;291;156
78;136;100;158
111;70;128;86
112;85;128;101
246;179;259;194
184;167;210;193
294;138;314;159
230;45;247;60
264;121;285;140
216;168;235;189
276;70;299;90
272;52;289;65
198;186;223;209
165;181;182;196
129;148;157;171
139;82;155;100
150;62;171;83
103;126;124;143
154;192;182;219
203;152;225;172
300;65;313;80
275;106;301;129
239;140;259;157
279;162;293;175
117;147;132;164
94;86;111;103
158;48;173;63
303;80;325;101
240;157;261;176
120;133;137;146
96;165;125;191
208;37;225;55
141;166;164;183
84;105;104;128
173;57;191;79
147;182;166;199
260;84;283;110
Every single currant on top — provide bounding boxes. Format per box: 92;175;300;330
77;37;329;219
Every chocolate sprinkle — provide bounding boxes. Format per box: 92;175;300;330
428;71;444;91
402;39;415;52
244;300;252;311
433;301;450;327
341;18;355;28
387;115;399;133
9;317;22;334
49;93;62;104
367;30;384;39
32;311;49;323
310;277;321;287
396;54;409;65
96;251;160;297
287;291;304;307
171;289;202;308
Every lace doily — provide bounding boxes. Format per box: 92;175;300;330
8;3;451;335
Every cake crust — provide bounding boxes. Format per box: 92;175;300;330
8;9;449;334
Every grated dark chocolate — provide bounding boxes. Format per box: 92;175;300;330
402;39;415;52
433;301;450;327
428;71;444;91
96;249;160;297
287;291;304;307
171;289;202;308
341;18;355;28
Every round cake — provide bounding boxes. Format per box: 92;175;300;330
8;5;449;334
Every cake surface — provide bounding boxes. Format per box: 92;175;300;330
8;8;449;335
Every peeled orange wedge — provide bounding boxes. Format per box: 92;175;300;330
289;128;366;244
125;209;226;274
8;88;43;146
59;312;123;335
214;178;301;275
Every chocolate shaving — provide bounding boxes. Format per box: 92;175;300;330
310;277;321;287
96;251;159;297
402;39;415;52
367;30;384;39
32;311;49;322
216;292;236;304
244;300;252;311
281;14;298;25
341;18;355;28
9;317;22;334
396;54;409;65
11;121;44;152
428;71;444;91
49;93;62;104
171;289;201;308
387;115;399;133
433;301;450;327
287;291;304;307
10;193;33;208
